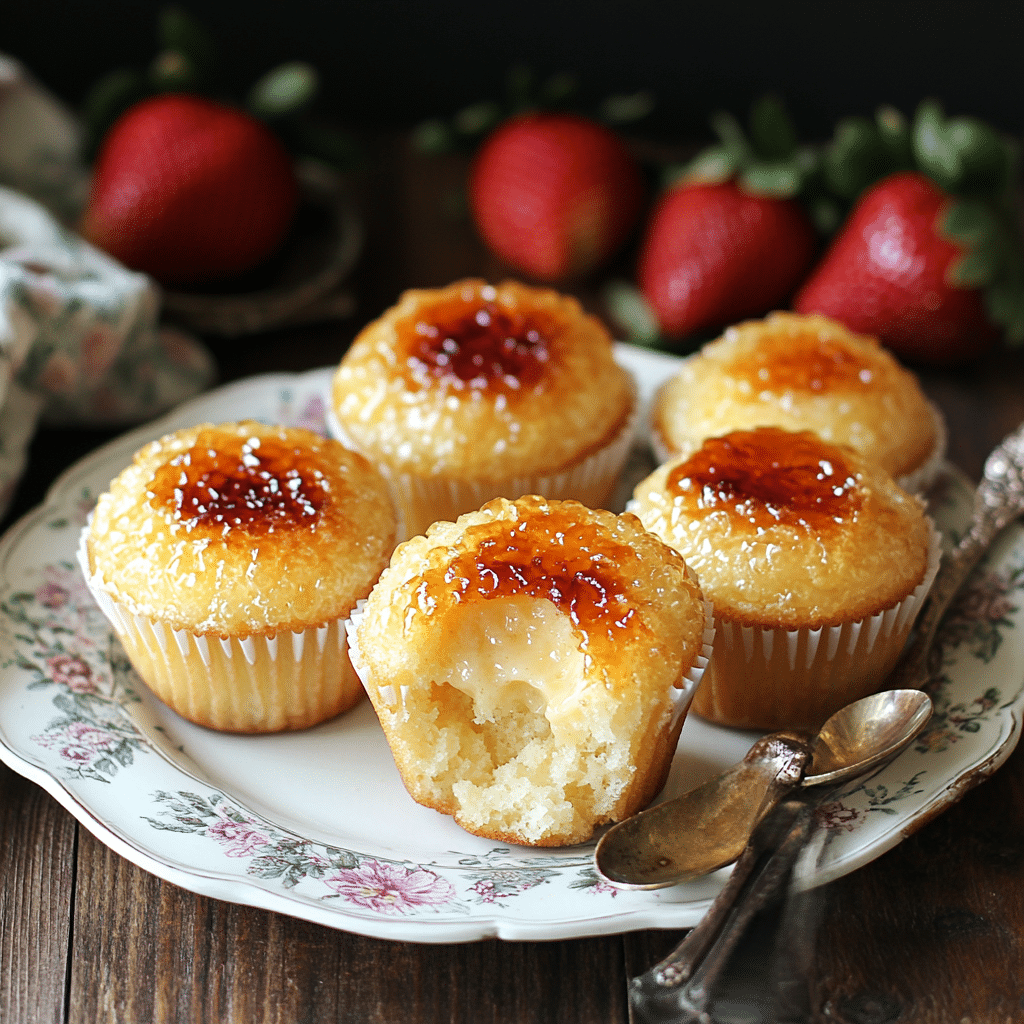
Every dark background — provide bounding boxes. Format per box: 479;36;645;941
5;0;1022;141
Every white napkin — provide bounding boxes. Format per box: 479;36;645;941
0;54;215;520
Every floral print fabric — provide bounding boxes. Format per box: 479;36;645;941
0;54;214;520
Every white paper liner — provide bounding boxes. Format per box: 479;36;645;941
327;374;640;540
77;524;362;733
691;523;944;731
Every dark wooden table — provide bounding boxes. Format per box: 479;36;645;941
4;136;1024;1024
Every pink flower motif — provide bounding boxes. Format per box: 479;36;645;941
37;352;77;395
38;564;96;618
470;879;499;902
80;326;121;382
324;860;455;914
296;394;328;435
33;720;121;765
37;582;70;609
469;877;520;902
816;801;861;832
47;654;95;693
957;572;1014;623
586;878;620;897
207;817;271;858
940;571;1016;648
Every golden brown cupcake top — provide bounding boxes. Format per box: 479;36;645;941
367;496;704;672
652;312;941;481
633;426;931;629
86;421;397;636
331;279;634;480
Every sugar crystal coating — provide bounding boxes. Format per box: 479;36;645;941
87;421;397;636
150;428;328;534
653;311;940;481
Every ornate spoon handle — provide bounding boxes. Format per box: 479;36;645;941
890;421;1024;689
629;798;816;1024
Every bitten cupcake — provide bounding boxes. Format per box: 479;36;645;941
80;421;398;733
631;426;940;731
651;312;946;492
347;496;713;847
329;279;637;538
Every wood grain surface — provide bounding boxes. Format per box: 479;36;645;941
3;136;1024;1024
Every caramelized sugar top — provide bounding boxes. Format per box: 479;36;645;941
149;428;327;534
395;287;558;394
730;331;876;393
667;427;862;531
437;504;640;639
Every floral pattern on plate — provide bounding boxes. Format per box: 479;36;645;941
2;349;1024;942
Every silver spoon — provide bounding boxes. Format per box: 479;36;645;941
595;688;932;889
627;421;1024;1021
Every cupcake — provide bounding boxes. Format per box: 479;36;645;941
348;496;713;847
651;312;946;492
80;421;398;733
329;279;637;538
631;426;940;731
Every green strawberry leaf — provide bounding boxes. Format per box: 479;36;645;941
148;50;197;92
539;72;579;107
158;6;216;85
913;100;963;192
603;280;661;345
600;91;656;125
938;194;1024;344
672;145;736;186
748;94;797;161
506;64;536;113
946;116;1014;194
710;110;754;167
948;248;999;289
875;105;914;168
452;101;503;138
248;62;319;119
739;161;802;198
823;116;891;200
941;197;1000;244
411;118;455;155
985;280;1024;344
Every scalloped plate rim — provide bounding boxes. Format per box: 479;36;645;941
0;344;1022;943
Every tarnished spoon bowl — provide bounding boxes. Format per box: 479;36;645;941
595;689;932;889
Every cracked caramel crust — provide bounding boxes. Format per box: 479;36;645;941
652;311;940;480
86;421;397;637
633;427;931;629
330;279;635;480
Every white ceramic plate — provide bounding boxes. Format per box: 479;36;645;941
2;345;1024;943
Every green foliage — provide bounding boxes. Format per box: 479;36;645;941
81;6;361;171
410;65;654;155
672;95;1024;346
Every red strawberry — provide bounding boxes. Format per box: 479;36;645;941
82;93;298;286
469;113;643;282
793;171;1000;365
638;180;817;340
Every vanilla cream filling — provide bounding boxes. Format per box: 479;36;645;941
424;596;588;739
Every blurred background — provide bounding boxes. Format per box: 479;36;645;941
6;0;1022;139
